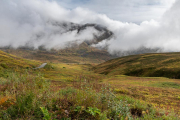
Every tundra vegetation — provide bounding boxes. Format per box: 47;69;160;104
0;50;180;119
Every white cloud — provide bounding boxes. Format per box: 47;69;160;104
0;0;180;55
0;0;102;49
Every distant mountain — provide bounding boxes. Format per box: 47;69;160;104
70;23;113;45
111;46;161;57
1;42;116;64
0;22;116;63
38;21;114;47
0;22;161;63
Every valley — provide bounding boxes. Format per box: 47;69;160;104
1;50;180;119
1;0;180;119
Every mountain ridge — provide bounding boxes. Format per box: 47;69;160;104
0;22;116;63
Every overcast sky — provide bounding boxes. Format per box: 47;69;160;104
56;0;176;23
0;0;180;54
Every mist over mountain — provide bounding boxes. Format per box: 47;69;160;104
1;0;180;56
2;21;113;50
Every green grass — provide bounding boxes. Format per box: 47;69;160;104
93;52;180;79
150;82;180;89
0;72;51;119
101;75;180;115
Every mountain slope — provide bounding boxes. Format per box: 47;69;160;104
1;43;116;64
0;50;40;74
10;22;114;49
0;22;116;64
93;52;180;78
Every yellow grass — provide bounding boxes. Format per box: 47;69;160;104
102;75;180;113
1;50;180;117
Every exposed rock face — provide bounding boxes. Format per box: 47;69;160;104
52;22;114;45
72;23;113;45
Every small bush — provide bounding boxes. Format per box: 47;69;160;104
1;63;8;69
0;70;9;78
114;88;129;94
44;64;54;70
0;66;3;71
50;84;133;120
0;72;51;119
40;107;51;120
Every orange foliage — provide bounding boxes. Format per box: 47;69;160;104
0;96;15;110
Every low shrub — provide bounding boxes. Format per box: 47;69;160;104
49;84;133;120
44;63;54;70
0;72;179;120
1;63;8;69
0;72;51;119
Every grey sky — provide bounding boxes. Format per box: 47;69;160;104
56;0;175;23
0;0;180;54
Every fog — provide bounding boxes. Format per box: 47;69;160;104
0;0;180;55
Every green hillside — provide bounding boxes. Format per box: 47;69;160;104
93;52;180;78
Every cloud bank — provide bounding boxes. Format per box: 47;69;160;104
0;0;180;55
0;0;102;49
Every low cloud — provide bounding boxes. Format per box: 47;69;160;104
0;0;180;55
0;0;103;49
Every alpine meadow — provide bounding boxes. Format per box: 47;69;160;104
1;0;180;120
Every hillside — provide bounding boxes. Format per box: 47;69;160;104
0;50;42;78
0;22;116;64
93;52;180;78
1;42;116;64
1;50;180;119
0;50;40;70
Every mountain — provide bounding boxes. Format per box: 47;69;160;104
67;23;113;45
32;21;114;48
0;22;116;63
1;43;116;64
1;21;163;63
93;52;180;79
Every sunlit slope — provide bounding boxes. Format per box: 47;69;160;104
93;52;180;78
0;50;40;71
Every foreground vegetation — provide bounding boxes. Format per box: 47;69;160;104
1;50;180;119
103;75;180;115
1;71;179;119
